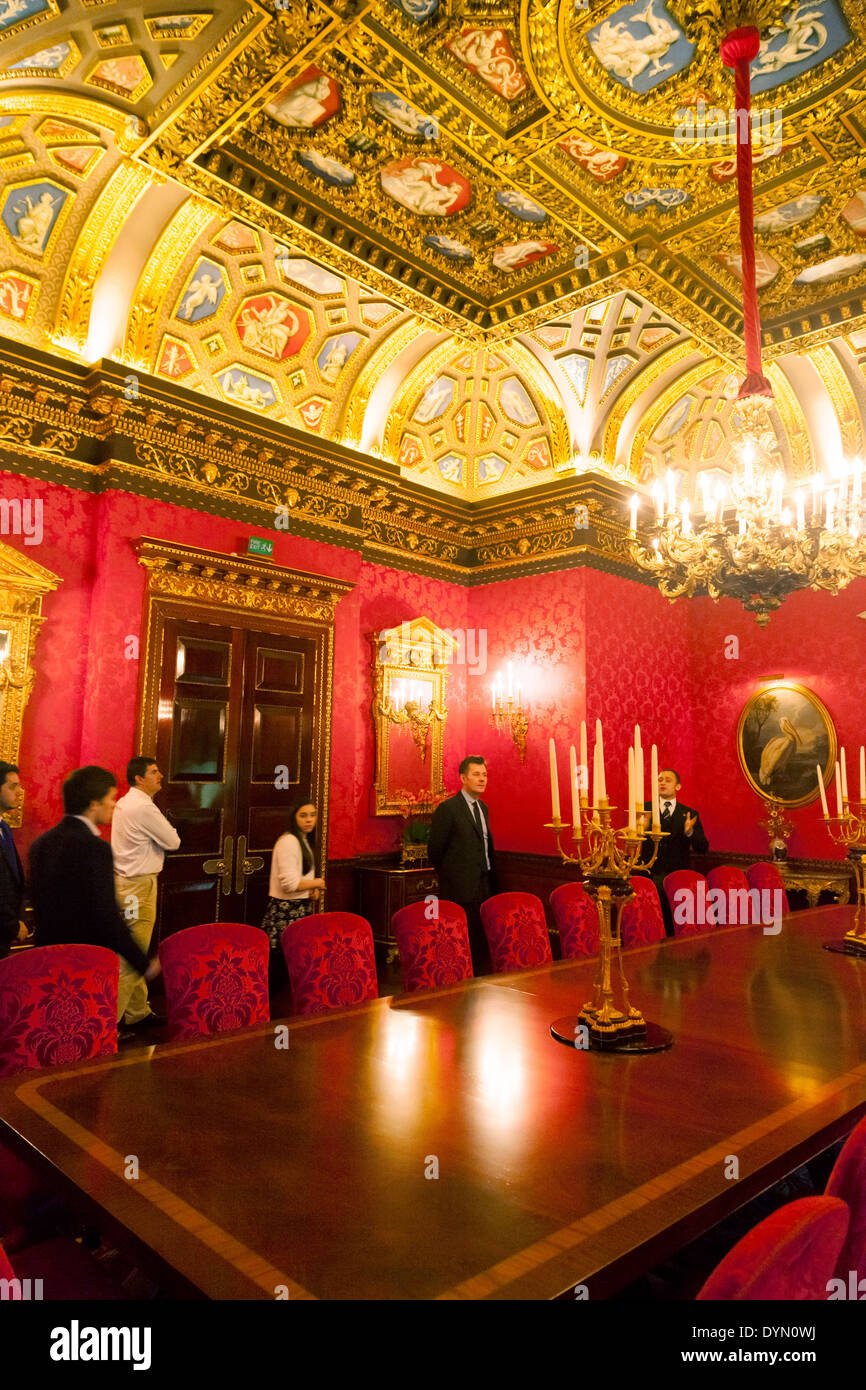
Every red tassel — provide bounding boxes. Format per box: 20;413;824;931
721;26;774;400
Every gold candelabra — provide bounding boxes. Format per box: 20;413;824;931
547;795;667;1051
491;692;528;761
820;810;866;956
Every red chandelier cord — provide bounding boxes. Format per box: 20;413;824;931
720;27;774;400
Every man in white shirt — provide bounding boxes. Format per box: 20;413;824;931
111;756;180;1029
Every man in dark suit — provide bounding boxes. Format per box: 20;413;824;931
0;761;28;959
29;767;161;1019
642;767;708;937
428;755;497;974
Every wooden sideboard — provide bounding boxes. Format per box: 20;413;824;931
358;863;439;961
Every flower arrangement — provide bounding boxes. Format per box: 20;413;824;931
394;788;448;862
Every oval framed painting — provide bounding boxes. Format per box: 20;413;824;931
737;680;837;808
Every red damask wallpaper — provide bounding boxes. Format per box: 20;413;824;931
3;466;864;876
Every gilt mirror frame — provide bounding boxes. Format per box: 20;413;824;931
371;616;456;815
0;541;61;827
737;679;837;809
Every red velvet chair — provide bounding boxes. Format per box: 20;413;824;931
696;1196;849;1300
391;900;473;993
0;944;118;1076
479;893;553;973
746;861;790;915
160;923;269;1040
706;865;758;925
826;1114;866;1282
664;870;718;936
0;1235;130;1300
0;945;118;1242
620;876;666;948
549;882;598;959
281;912;378;1016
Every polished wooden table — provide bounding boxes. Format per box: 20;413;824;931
2;905;866;1300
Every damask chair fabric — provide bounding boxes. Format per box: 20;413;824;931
0;944;118;1076
663;870;717;936
0;1238;13;1281
160;923;269;1040
281;912;378;1016
620;876;666;948
696;1196;849;1300
825;1114;866;1281
746;861;790;915
479;893;553;973
706;865;758;925
549;882;599;959
391;900;473;992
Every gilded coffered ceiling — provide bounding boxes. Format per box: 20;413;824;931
2;0;866;504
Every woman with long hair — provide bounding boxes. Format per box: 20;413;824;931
260;797;325;954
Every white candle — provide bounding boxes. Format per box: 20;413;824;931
637;742;645;812
651;744;660;828
569;745;580;832
549;738;561;823
817;764;829;818
841;747;849;803
835;761;843;817
629;494;638;535
596;718;606;799
515;684;521;710
507;662;513;700
860;745;865;804
580;721;588;800
627;747;636;831
592;743;599;808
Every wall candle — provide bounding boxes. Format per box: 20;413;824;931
580;721;588;800
651;744;659;827
507;662;513;700
569;745;579;831
835;762;843;818
637;742;645;813
817;764;829;818
627;747;636;831
549;739;561;823
592;743;599;808
841;747;849;802
595;718;606;799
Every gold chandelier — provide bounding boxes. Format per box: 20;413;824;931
629;396;866;627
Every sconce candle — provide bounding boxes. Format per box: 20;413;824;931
817;764;829;818
840;747;849;803
595;719;606;800
651;743;660;828
835;762;843;817
549;738;561;822
627;747;636;831
580;720;588;801
569;744;581;835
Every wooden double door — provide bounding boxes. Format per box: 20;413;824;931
140;608;326;943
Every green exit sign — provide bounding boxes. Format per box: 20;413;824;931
247;536;274;558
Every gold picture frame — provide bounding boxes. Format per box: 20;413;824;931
371;616;455;816
737;680;837;809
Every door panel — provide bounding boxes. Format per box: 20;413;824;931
143;612;323;941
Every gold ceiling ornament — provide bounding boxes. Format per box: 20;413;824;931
764;361;814;482
602;338;703;475
339;316;423;448
54;161;155;353
810;343;864;456
0;541;61;828
629;394;866;626
123;197;218;365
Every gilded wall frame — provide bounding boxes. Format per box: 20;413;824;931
0;539;61;828
737;680;837;809
371;616;455;816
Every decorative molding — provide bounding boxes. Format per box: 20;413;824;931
0;541;61;828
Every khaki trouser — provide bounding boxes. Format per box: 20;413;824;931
115;872;158;1024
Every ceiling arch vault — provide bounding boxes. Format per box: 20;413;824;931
0;1;865;502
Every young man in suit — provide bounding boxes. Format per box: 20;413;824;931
428;755;497;974
0;761;28;959
642;767;709;937
29;767;161;1025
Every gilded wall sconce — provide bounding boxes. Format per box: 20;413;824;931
490;662;529;762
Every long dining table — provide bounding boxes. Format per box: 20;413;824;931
1;903;866;1300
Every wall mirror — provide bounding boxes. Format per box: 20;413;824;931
371;616;455;815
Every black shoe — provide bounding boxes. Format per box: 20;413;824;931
117;1027;138;1043
125;1011;164;1030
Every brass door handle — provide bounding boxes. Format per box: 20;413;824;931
235;834;264;895
203;834;233;896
